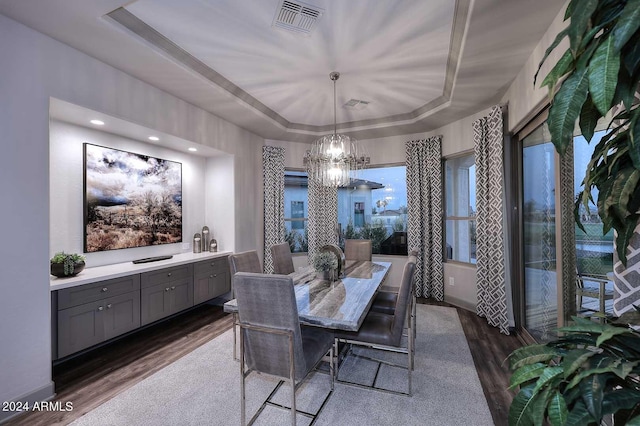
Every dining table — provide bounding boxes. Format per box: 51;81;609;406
223;260;392;331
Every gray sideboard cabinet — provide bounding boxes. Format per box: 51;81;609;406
193;258;230;305
140;264;194;326
57;275;141;359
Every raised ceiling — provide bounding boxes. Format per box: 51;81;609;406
0;0;566;143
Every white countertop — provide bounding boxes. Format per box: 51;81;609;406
50;251;232;291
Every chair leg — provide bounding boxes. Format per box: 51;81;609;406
233;313;238;361
288;334;296;426
329;344;335;391
240;326;246;426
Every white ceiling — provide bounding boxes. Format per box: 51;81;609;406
0;0;566;143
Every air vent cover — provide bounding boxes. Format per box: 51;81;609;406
344;99;370;110
272;0;324;35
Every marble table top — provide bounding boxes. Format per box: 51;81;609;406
224;260;391;331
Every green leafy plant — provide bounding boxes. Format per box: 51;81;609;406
50;252;85;276
312;251;338;272
537;0;640;264
507;317;640;425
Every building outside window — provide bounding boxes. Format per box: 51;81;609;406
444;154;476;264
284;166;408;255
338;165;408;255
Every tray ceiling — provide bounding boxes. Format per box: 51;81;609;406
0;0;566;142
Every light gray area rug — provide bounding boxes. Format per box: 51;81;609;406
70;305;493;426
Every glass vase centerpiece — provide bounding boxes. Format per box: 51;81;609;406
312;251;339;281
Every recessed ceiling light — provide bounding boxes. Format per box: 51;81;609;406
188;147;197;152
90;119;105;126
148;136;160;141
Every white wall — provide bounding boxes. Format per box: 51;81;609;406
0;14;263;415
503;0;569;132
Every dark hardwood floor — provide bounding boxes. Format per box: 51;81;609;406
6;300;522;426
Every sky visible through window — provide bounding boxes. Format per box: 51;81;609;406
357;166;407;211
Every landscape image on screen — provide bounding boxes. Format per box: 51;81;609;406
84;143;182;252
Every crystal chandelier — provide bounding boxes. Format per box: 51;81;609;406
304;72;370;187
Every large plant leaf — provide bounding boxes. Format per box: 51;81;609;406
602;389;640;417
612;361;640;380
626;414;640;425
548;68;590;155
566;357;620;390
508;344;559;370
535;27;569;85
541;49;574;96
605;168;640;222
565;399;596;426
509;363;548;390
548;391;568;426
533;367;564;395
531;387;553;426
622;30;640;76
579;95;601;142
612;65;636;112
615;215;639;266
509;383;536;426
563;348;598;378
588;34;621;115
613;0;640;51
568;0;598;55
631;111;640;169
580;370;608;421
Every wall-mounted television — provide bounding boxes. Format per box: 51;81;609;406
84;143;183;253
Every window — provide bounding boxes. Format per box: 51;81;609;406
445;154;476;264
291;201;304;230
353;202;365;227
284;171;308;253
338;165;407;255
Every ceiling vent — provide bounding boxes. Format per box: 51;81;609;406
272;0;324;35
344;99;370;110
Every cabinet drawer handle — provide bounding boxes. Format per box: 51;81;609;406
98;306;104;311
210;262;215;267
213;274;217;278
165;287;170;292
210;274;214;278
106;304;112;309
171;286;176;290
167;272;172;277
102;287;108;292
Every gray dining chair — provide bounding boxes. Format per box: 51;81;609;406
344;239;372;261
234;272;334;426
228;250;262;360
335;255;416;395
270;242;295;275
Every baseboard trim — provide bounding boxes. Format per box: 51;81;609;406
444;295;477;312
0;382;55;424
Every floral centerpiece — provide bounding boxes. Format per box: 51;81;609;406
312;251;338;281
50;252;86;277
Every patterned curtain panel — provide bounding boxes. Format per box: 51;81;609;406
474;105;509;334
559;144;577;322
406;136;443;300
307;180;338;264
262;146;285;274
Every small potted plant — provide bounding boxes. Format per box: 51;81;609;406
312;251;338;281
50;252;86;278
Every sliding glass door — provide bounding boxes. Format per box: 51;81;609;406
521;123;558;342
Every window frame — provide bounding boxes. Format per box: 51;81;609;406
443;151;477;266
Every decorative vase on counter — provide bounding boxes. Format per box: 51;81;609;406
210;239;218;252
51;261;85;278
50;252;86;278
201;226;210;252
193;233;202;253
